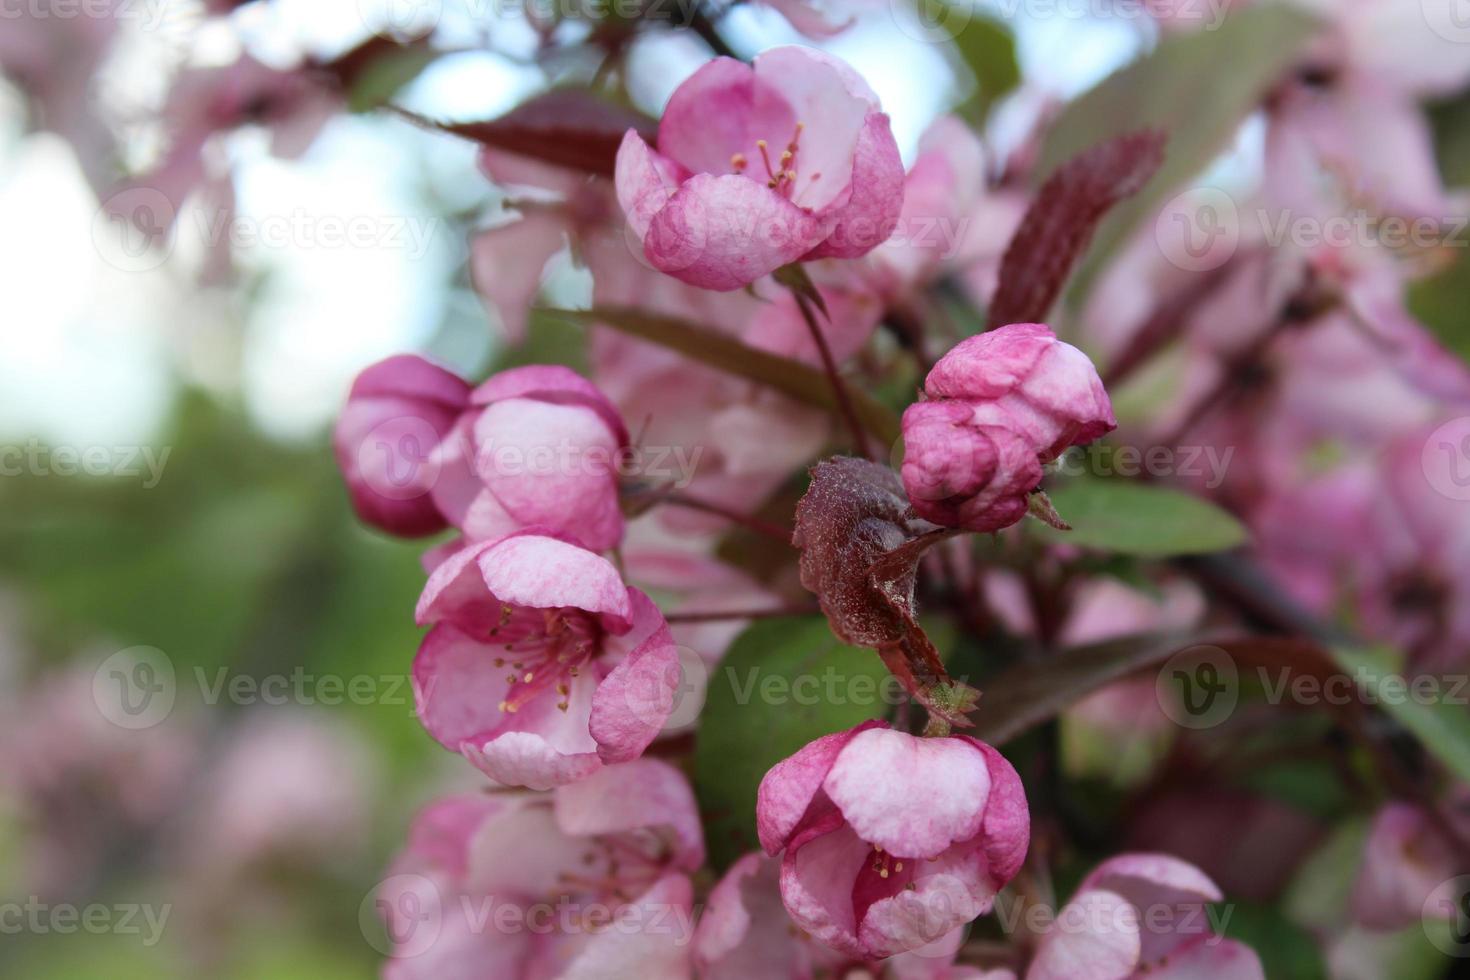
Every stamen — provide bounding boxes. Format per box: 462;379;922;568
756;140;776;180
730;153;746;172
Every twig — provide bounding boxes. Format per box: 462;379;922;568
658;490;793;544
665;605;817;624
793;291;876;460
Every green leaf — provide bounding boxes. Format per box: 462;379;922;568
1032;479;1248;557
939;5;1020;122
1217;902;1328;980
1332;646;1470;784
346;46;439;112
693;617;891;870
1037;3;1319;292
1406;248;1470;364
543;307;901;444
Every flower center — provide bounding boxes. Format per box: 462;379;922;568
730;122;821;202
492;606;600;715
556;831;671;905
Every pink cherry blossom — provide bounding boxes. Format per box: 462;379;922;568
756;722;1030;959
901;324;1116;532
615;46;904;290
430;364;630;553
1026;854;1265;980
333;354;471;537
412;532;680;789
381;758;702;979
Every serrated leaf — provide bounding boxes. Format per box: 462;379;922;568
1038;3;1320;294
1033;479;1248;557
693;617;891;870
544;307;901;443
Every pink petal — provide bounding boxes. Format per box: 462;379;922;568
968;738;1030;889
924;323;1056;401
1027;888;1142;980
778;820;873;958
554;757;705;871
857;846;991;958
412;624;513;750
1147;937;1266;980
589;589;680;763
643;173;826;290
469;209;568;342
695;853;815;980
472;397;625;552
471;364;630;447
823;728;991;859
1080;853;1222;965
657;57;796;177
757;720;888;854
805;113;905;259
616;130;687;239
416;534;633;632
557;874;696;980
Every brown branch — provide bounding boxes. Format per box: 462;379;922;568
793;290;876;460
657;491;793;544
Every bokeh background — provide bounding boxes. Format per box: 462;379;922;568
2;1;1468;977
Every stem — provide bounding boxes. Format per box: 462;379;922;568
793;290;876;460
686;2;739;58
665;605;818;624
657;490;793;544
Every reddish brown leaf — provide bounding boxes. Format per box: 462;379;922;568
396;90;657;178
988;130;1166;329
793;457;976;726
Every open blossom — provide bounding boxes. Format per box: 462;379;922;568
334;358;629;552
756;722;1029;959
412;532;679;790
381;759;703;979
615;46;904;290
901;324;1116;532
1027;854;1264;980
